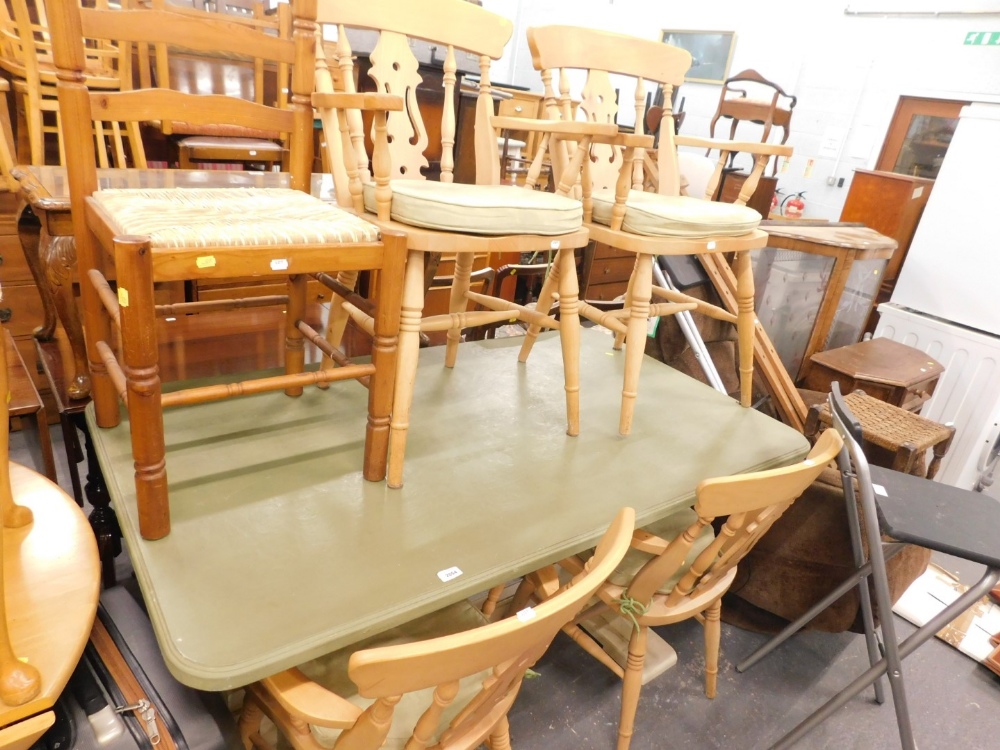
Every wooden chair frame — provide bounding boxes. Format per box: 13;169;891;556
312;0;619;489
49;0;406;540
522;25;793;436
516;432;842;750
238;508;635;750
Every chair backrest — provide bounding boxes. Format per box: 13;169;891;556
48;0;316;194
525;25;691;197
315;0;513;208
711;68;797;140
329;507;635;749
626;431;843;605
142;0;291;135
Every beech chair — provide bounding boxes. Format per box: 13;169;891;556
747;383;1000;750
238;507;634;750
522;26;793;436
48;0;406;541
516;432;842;750
0;0;121;165
312;0;617;488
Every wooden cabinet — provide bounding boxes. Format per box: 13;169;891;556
581;242;633;302
839;169;933;294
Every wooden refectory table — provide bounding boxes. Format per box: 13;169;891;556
89;328;808;692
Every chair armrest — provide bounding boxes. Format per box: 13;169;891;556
311;92;404;112
675;135;793;158
490;116;618;139
259;669;363;729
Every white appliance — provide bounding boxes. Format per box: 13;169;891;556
874;102;1000;497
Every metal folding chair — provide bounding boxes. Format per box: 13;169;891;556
740;382;1000;749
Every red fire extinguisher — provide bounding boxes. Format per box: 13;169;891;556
782;191;806;218
770;188;783;216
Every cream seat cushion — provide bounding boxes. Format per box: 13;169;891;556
581;507;715;595
92;187;381;248
178;136;284;153
296;599;493;749
590;188;761;239
362;180;581;236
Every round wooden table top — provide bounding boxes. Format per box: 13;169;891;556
0;463;100;728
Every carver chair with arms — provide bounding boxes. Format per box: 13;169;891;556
521;26;792;436
237;507;635;750
48;0;406;541
312;0;618;488
516;430;843;750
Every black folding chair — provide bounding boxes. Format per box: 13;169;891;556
738;382;1000;749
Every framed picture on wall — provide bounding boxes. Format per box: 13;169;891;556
661;30;736;85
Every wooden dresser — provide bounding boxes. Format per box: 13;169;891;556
581;242;634;302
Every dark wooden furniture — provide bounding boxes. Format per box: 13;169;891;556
754;223;897;382
4;329;54;481
805;337;944;413
717;169;777;219
805;389;954;480
580;242;635;302
839;169;934;299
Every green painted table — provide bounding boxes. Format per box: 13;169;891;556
89;329;808;690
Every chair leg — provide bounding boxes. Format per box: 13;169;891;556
703;598;722;698
555;245;581;437
178;144;193;169
445;253;474;368
284;274;307;397
733;249;755;408
481;584;506;618
116;238;169;541
238;692;265;750
517;258;560;364
620;254;652;436
487;715;513;750
317;270;359;390
613;257;639;352
617;625;647;750
387;250;425;489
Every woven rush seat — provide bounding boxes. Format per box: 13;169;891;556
810;389;955;479
590;188;762;238
91;188;381;248
361;180;582;236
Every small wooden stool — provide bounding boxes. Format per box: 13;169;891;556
4;332;55;482
806;389;954;479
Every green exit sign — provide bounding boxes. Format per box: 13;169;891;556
965;31;1000;45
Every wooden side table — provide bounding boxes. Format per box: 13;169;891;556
805;337;944;413
4;331;55;482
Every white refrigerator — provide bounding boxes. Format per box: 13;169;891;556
875;103;1000;497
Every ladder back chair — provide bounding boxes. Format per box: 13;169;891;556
139;0;291;170
48;0;406;541
517;431;842;750
239;507;635;750
0;0;122;166
523;26;792;435
313;0;617;489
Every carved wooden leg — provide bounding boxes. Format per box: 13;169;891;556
927;430;954;481
74;411;121;588
317;269;359;390
364;232;404;483
16;206;57;341
517;257;559;364
733;249;755;408
613;257;639;351
617;625;647;750
556;244;581;437
487;716;512;750
117;238;169;541
892;443;920;477
481;584;506;618
387;250;425;489
704;598;722;699
620;254;652;436
43;232;91;399
445;252;474;368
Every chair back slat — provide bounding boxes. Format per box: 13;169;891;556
334;508;634;747
579;68;624;192
627;430;843;605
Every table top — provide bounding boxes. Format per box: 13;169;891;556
89;330;808;691
810;337;944;387
761;222;897;252
9;167;337;212
0;464;100;727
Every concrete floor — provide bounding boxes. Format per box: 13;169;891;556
14;425;1000;749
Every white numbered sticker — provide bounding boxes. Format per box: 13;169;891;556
437;566;463;583
872;483;888;497
516;607;536;622
270;258;290;271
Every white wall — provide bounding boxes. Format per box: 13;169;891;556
481;0;1000;219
